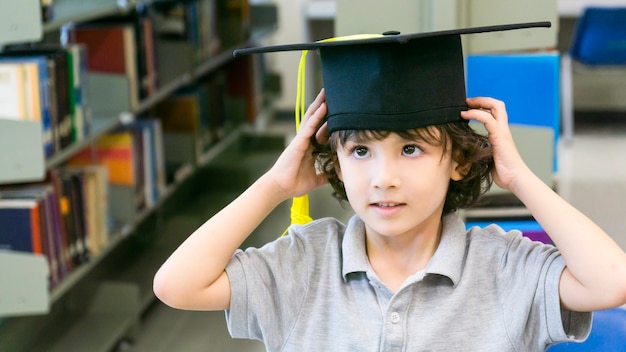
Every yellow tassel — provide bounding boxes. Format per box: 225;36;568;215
282;50;311;236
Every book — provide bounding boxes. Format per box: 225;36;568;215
141;16;158;97
0;199;43;254
56;171;81;267
67;131;137;186
62;165;109;256
132;118;166;207
66;129;147;229
67;170;89;264
0;183;61;287
190;0;220;63
216;0;250;49
0;62;34;121
2;46;74;151
66;43;90;142
0;56;54;156
68;23;140;110
22;61;42;123
152;91;202;172
153;93;200;133
152;2;195;86
49;168;73;274
87;7;158;99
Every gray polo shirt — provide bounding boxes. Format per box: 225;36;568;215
225;213;591;351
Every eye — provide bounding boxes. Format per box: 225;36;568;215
352;146;369;158
402;144;422;157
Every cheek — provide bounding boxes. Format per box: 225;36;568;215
414;163;455;195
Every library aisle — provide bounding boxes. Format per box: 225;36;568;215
124;122;354;352
126;116;626;352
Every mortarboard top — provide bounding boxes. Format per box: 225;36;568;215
234;21;551;133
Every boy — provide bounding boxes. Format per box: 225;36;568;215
153;23;626;351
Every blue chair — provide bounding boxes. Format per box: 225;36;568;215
548;307;626;351
561;7;626;143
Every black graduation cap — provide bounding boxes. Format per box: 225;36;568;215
234;22;551;133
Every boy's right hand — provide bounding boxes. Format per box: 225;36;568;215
265;89;329;200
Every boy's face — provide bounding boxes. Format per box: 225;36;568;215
335;130;464;240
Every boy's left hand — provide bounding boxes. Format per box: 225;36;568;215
461;97;531;193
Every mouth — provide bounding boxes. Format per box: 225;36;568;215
370;202;406;216
372;202;405;208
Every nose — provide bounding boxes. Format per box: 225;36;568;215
370;157;400;190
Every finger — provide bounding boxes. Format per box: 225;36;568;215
315;121;329;145
299;102;327;139
460;108;496;126
465;97;508;124
465;96;502;110
303;89;326;121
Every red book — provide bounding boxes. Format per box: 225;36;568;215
68;24;136;74
68;24;139;109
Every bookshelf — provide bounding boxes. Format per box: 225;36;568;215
0;0;278;351
0;120;46;183
0;0;49;323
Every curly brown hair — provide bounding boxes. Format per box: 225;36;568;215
313;121;494;214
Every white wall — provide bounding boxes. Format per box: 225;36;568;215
267;0;626;113
264;0;308;111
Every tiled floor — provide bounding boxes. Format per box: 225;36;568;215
126;115;626;352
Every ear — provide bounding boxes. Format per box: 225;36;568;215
451;161;470;181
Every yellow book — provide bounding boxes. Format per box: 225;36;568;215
67;132;136;186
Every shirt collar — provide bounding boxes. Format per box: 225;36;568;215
341;213;467;286
342;215;370;279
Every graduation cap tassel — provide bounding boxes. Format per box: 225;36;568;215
282;50;314;237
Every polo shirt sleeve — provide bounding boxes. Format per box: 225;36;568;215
224;229;311;346
496;231;591;349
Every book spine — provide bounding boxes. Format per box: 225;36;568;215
30;204;43;254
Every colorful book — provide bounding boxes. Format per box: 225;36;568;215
0;183;61;287
2;46;73;151
0;55;55;157
67;131;137;186
2;45;72;150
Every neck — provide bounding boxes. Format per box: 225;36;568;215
366;221;443;292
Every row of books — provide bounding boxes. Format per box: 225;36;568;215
0;45;89;157
0;69;249;287
0;0;247;159
65;0;245;98
68;118;167;210
0;118;167;289
0;0;255;292
0;167;106;290
0;73;247;288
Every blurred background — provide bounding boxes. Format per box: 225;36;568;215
1;0;625;351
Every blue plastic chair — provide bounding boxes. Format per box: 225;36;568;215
547;307;626;351
561;7;626;143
